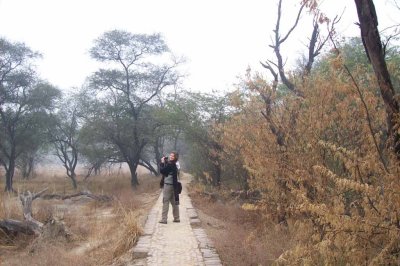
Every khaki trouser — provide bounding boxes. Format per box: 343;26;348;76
161;184;179;222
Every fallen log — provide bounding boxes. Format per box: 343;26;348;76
0;219;36;235
0;189;112;237
61;190;113;202
0;188;49;236
40;190;112;202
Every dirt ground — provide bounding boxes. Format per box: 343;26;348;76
188;187;292;266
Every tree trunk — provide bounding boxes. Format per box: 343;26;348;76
70;173;78;190
173;129;181;151
131;172;139;188
354;0;400;159
94;164;101;175
127;161;139;188
21;154;35;179
154;138;162;173
5;157;15;192
26;156;35;179
213;163;221;187
5;169;13;192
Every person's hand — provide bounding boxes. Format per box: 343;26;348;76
161;157;165;163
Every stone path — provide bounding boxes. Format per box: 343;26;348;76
130;174;222;266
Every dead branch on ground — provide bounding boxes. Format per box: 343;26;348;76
0;189;112;237
40;190;113;202
0;188;48;235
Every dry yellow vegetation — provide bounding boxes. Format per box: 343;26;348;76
0;172;159;266
217;59;400;264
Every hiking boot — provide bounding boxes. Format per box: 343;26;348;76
159;221;167;224
173;219;180;223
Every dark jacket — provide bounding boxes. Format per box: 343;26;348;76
160;161;179;203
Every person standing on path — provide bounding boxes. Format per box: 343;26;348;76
159;151;180;224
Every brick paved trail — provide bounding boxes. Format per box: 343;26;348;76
131;174;222;266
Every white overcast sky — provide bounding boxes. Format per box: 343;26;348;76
0;0;398;93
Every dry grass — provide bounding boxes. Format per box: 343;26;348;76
3;244;96;266
0;171;160;265
189;183;293;266
0;193;22;220
112;210;142;258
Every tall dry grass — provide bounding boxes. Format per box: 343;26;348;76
112;209;142;259
0;193;21;220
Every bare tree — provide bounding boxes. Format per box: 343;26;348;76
261;0;338;94
255;0;336;148
48;100;80;189
261;0;306;95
